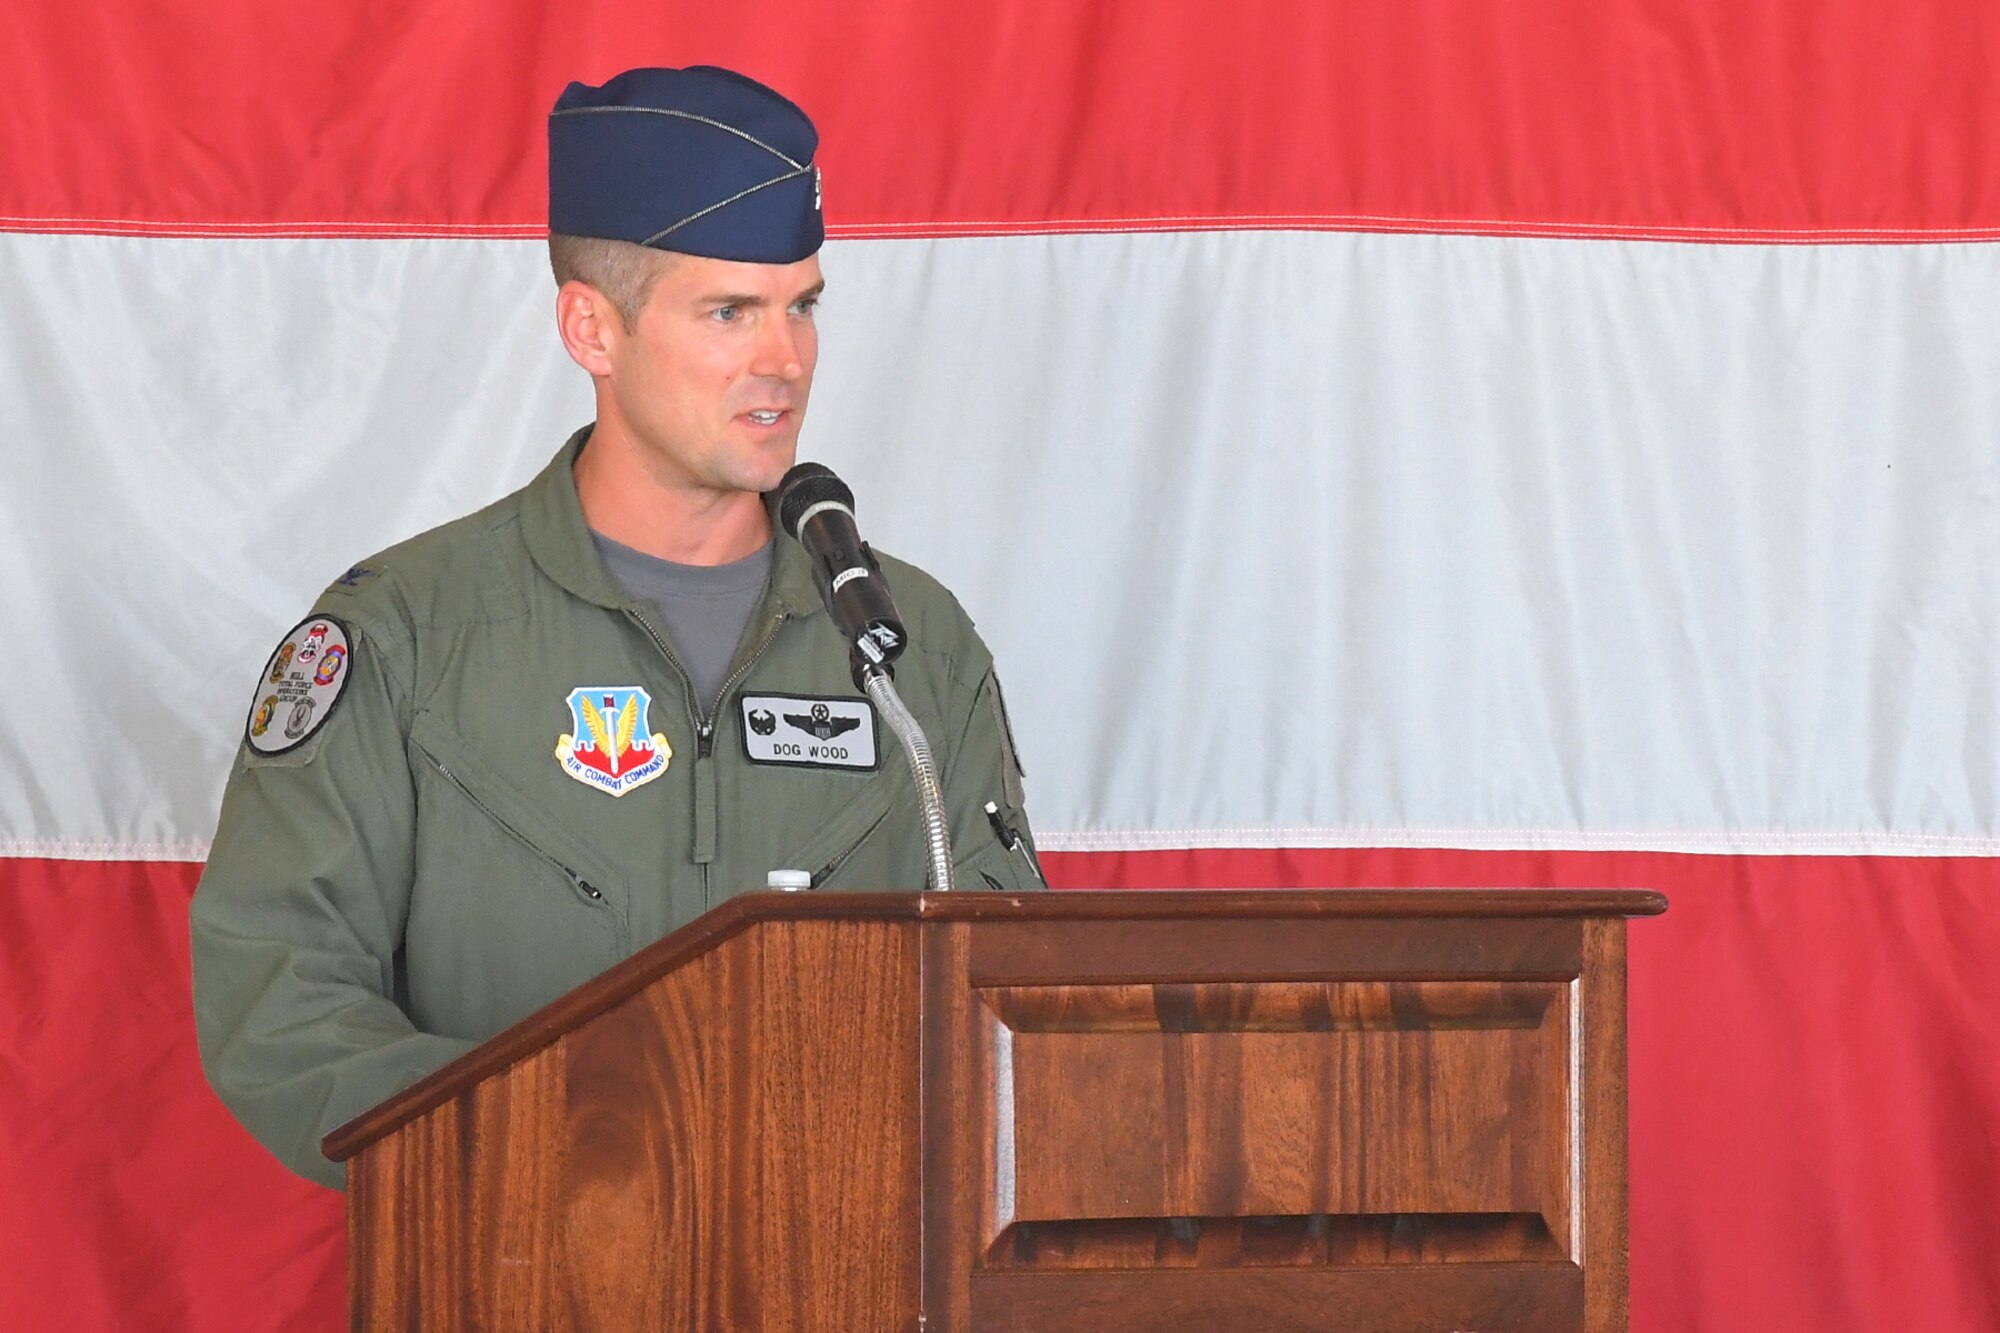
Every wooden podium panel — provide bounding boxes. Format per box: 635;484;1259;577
920;907;1633;1333
993;982;1566;1221
331;890;1661;1332
344;918;923;1331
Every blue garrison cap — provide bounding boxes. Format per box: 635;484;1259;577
549;66;823;263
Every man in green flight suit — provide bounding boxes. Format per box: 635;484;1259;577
191;66;1044;1190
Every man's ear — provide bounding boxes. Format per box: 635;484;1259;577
555;280;621;377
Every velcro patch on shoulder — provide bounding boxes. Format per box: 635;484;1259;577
989;672;1028;810
244;615;354;756
739;693;879;771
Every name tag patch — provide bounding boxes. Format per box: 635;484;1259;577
740;693;879;771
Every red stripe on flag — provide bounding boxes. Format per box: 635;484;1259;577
0;859;342;1332
5;851;1997;1330
4;2;1997;240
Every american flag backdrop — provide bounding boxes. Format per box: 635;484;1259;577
2;3;1998;1329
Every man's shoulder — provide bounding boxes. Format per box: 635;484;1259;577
868;547;972;629
312;488;533;643
866;547;994;687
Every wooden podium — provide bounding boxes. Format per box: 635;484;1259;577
326;888;1665;1331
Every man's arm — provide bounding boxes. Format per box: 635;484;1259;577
941;665;1048;891
191;621;473;1190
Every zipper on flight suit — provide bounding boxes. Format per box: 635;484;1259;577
625;608;790;907
427;757;606;907
810;805;893;888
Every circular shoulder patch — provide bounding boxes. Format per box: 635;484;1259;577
245;614;354;756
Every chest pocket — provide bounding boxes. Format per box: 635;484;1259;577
408;711;632;953
775;762;908;889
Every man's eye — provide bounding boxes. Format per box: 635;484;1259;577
712;305;740;323
791;297;819;317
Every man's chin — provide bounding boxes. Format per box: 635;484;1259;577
731;437;802;494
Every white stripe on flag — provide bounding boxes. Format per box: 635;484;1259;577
2;232;1995;856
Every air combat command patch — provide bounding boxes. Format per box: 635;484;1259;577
555;686;671;796
245;615;353;756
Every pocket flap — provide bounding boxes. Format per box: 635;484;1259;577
408;710;630;906
777;761;909;885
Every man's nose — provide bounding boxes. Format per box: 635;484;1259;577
750;314;805;380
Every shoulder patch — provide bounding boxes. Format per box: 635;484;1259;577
245;615;354;756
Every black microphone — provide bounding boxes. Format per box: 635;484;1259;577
774;463;908;680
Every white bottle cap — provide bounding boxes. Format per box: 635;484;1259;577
767;869;813;892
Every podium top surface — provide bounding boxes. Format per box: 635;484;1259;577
324;888;1664;1161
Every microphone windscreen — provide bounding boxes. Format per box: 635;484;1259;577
775;462;855;540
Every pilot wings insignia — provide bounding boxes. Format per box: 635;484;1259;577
785;702;862;742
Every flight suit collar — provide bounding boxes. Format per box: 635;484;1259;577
519;425;826;621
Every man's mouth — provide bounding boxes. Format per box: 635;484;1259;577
745;409;784;427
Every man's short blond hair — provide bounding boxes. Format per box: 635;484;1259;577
548;234;678;329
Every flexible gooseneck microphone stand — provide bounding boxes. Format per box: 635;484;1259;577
856;659;954;893
777;461;955;891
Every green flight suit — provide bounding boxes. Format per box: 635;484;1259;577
191;429;1043;1189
